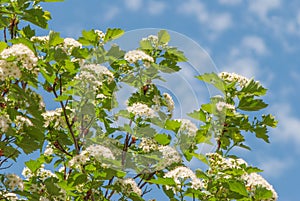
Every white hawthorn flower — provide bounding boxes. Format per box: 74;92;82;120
0;114;10;132
216;101;235;112
63;38;82;49
176;119;198;137
163;93;175;112
116;178;142;196
139;137;158;153
242;173;278;201
5;174;24;191
85;144;115;160
124;50;154;66
164;166;204;193
218;72;250;88
157;145;181;169
127;102;156;118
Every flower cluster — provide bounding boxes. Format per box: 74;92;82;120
1;192;19;201
242;173;278;201
5;174;24;191
63;38;82;51
216;101;235;112
31;35;49;43
164;166;204;193
218;72;249;88
138;137;158;153
0;44;38;80
43;143;54;156
157;145;181;169
22;165;57;183
15;115;33;129
163;93;175;112
86;144;115;160
0;114;10;132
75;64;114;91
142;34;168;48
207;153;278;200
176;119;198;137
115;178;142;196
124;50;154;66
41;108;66;128
127;102;156;118
69;144;115;168
207;153;247;173
95;30;105;42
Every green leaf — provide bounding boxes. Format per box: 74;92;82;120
21;25;35;39
107;44;125;59
45;177;61;195
254;126;269;143
196;73;225;93
78;29;98;46
104;28;124;42
228;180;248;196
166;48;187;62
25;159;43;172
262;114;278;127
73;174;87;186
154;133;171;145
188;109;206;122
240;79;267;96
54;94;70;101
254;186;274;200
22;7;51;29
0;41;8;53
164;119;181;132
49;31;64;46
238;96;268;111
148;177;176;185
140;39;153;50
158;30;170;44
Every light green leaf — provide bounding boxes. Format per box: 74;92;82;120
0;41;7;53
228;180;248;196
140;39;153;50
104;28;124;42
25;159;43;172
196;73;225;93
158;30;170;44
49;31;64;46
240;79;267;96
166;47;187;62
154;133;171;145
188;109;206;122
254;186;274;200
262;114;278;127
147;177;176;185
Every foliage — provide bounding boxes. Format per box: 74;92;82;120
0;0;278;200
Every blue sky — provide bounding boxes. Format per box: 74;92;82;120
19;0;300;200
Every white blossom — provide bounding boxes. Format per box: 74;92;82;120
242;173;278;201
44;144;54;156
164;166;204;193
139;138;158;153
0;114;10;132
216;101;235;112
63;38;82;49
85;144;115;160
69;152;89;167
163;93;175;112
95;30;105;41
127;102;156;118
219;72;250;88
15;115;33;128
176;119;198;137
5;174;24;191
31;36;49;43
0;43;38;71
157;145;181;169
3;192;19;201
124;50;154;66
116;178;142;196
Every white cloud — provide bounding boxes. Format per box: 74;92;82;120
271;103;300;148
124;0;143;11
241;36;268;56
249;0;281;21
221;57;258;78
103;6;120;22
219;0;242;6
178;0;232;36
147;1;166;15
258;157;293;179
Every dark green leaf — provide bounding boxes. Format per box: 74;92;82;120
238;96;268;111
240;79;267;96
254;186;274;200
262;114;278;127
49;31;64;46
